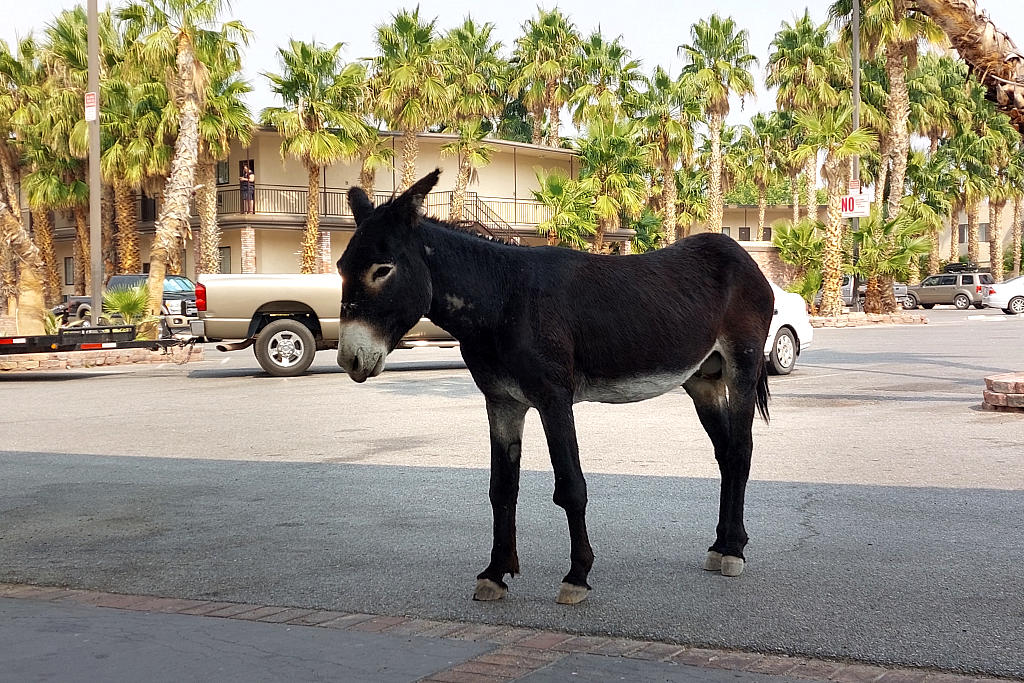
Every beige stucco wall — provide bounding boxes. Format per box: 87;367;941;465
255;229;303;273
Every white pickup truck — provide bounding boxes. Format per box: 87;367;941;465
193;273;456;376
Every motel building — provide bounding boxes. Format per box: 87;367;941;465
32;127;1019;298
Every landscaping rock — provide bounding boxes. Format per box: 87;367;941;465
982;372;1024;414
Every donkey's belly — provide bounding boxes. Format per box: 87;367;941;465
573;369;698;404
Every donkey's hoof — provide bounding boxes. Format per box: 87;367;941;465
473;578;508;601
703;551;723;571
720;556;745;577
556;582;590;605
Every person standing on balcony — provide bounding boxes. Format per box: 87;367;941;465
240;164;255;213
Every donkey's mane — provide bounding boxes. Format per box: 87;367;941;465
421;215;521;246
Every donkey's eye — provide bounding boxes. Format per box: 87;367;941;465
371;265;394;281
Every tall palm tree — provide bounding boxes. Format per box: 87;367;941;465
575;117;652;252
679;14;756;233
197;67;252;275
511;8;581;147
119;0;249;313
441;17;505;219
1008;146;1024;278
630;66;699;245
261;40;364;274
738;113;781;241
372;8;451;190
795;103;875;316
767;11;847;222
903;149;953;276
831;0;945;218
531;168;596;248
569;31;643;127
852;208;931;312
987;121;1022;282
354;127;393;198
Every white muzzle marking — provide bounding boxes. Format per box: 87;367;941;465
337;320;388;383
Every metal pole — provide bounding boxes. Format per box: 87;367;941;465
87;0;102;326
850;0;862;312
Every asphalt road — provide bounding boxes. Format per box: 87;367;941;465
1;308;1023;676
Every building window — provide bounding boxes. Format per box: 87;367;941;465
958;224;967;244
218;246;231;274
141;194;157;222
980;223;989;242
762;226;772;242
721;226;731;237
216;160;230;185
63;257;74;286
738;226;751;242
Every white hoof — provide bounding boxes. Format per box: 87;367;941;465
556;582;590;605
473;578;507;601
721;555;744;577
703;551;723;571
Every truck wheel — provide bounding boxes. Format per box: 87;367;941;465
902;294;918;310
954;294;970;310
767;328;796;376
254;319;316;377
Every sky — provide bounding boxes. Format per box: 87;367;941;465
5;0;1024;128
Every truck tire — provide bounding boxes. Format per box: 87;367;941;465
902;294;918;310
254;318;316;377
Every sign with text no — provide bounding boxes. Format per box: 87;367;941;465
84;92;98;122
841;193;871;218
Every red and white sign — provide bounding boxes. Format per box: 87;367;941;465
841;193;871;218
84;92;98;122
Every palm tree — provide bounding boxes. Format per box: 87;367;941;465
831;0;945;218
767;11;847;222
795;103;875;316
938;130;991;267
630;66;699;245
903;149;953;276
575;117;652;253
680;14;757;233
675;167;709;238
372;8;451;190
772;216;825;311
531;168;596;248
261;40;365;274
197;67;252;275
354;126;393;198
737;113;781;241
569;31;643;127
118;0;249;313
988;123;1023;282
511;8;581;147
440;119;495;219
852;208;931;312
1008;146;1024;278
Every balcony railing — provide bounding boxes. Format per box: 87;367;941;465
189;185;551;230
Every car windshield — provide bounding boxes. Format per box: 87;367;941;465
163;277;194;293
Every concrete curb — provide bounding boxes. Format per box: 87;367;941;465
0;344;203;372
0;583;1012;683
982;373;1024;413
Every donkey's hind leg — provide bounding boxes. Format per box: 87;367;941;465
474;396;529;601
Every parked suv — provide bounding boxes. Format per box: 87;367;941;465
903;271;993;310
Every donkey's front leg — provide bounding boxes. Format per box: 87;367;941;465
537;397;594;605
474;396;529;601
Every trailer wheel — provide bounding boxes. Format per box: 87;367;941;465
254;319;316;376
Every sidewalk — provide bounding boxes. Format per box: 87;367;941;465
0;584;1004;683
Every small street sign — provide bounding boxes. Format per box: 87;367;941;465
841;193;871;218
84;91;98;122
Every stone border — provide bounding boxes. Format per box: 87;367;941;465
982;373;1024;413
0;344;203;372
811;313;929;328
0;583;1010;682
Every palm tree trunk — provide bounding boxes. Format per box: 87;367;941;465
451;156;471;221
791;173;799;224
819;160;846;317
990;199;1005;282
1013;198;1022;278
880;275;899;313
885;41;912;218
0;243;15;315
359;157;376;197
101;184;116;284
967;200;980;265
547;102;561;147
864;275;883;314
148;35;201;317
196;159;220;275
32;210;60;306
399;129;419;191
0;208;46;335
73;205;89;296
804;157;817;222
756;187;767;242
662;157;677;245
707;112;723;233
114;180;141;273
531;106;544;146
928;234;940;276
300;163;321;274
874;138;890;207
949;204;960;264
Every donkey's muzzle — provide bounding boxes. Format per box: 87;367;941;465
337;321;387;383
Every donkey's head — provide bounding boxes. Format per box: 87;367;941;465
336;170;440;382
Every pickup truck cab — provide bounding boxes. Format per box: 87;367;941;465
195;273;456;376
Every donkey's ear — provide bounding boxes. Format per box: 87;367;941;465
348;187;374;226
394;169;441;225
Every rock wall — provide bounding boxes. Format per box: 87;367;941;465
1;345;203;371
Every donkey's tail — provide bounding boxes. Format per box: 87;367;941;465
756;360;770;423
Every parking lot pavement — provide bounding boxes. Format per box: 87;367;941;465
1;308;1023;677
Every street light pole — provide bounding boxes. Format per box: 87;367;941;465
850;0;862;312
87;0;102;325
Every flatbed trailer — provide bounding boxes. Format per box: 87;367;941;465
0;325;193;355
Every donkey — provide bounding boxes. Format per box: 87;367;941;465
336;170;773;605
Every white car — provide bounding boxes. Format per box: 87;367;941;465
765;282;814;375
982;276;1024;315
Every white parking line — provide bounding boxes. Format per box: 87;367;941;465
771;371;845;383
